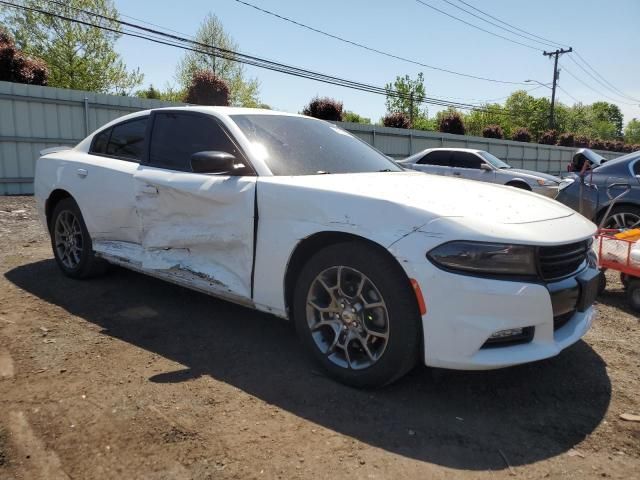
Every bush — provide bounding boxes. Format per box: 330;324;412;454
482;124;504;139
633;144;640;152
342;110;371;124
382;112;411;129
0;30;48;86
590;138;605;150
511;127;531;143
557;132;575;147
302;96;343;121
611;140;625;152
574;135;590;148
622;143;634;153
438;111;465;135
603;140;615;151
185;71;230;106
538;130;558;145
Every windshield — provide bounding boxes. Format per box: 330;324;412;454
478;151;511;169
230;114;402;175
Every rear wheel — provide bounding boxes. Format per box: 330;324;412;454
50;198;108;279
293;242;421;388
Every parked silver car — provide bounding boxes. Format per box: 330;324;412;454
399;148;561;198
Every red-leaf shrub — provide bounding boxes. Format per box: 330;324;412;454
538;130;558;145
590;138;605;150
603;140;614;151
633;144;640;152
302;96;343;121
185;71;230;106
0;30;48;85
574;135;590;148
511;127;531;143
622;144;634;153
611;140;625;152
438;112;466;135
557;132;575;147
482;124;504;139
382;111;411;129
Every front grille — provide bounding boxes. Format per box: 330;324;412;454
538;241;589;281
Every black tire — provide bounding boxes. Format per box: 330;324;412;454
626;279;640;312
292;241;422;388
506;181;531;191
598;269;607;296
599;205;640;230
50;198;108;279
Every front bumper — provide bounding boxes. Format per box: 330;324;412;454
392;241;597;370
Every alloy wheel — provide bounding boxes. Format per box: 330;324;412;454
306;266;389;370
54;210;84;269
605;212;640;229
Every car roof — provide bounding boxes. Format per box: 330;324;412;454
401;147;483;163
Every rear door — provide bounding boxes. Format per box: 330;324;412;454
75;116;148;244
412;150;451;175
133;111;257;301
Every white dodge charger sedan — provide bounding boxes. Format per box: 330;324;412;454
35;107;600;388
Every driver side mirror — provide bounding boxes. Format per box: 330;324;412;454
480;163;492;171
190;151;236;174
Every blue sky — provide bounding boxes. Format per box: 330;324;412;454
112;0;640;125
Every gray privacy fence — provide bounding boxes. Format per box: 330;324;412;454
0;81;623;194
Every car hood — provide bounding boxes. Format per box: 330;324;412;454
263;171;570;222
506;168;561;183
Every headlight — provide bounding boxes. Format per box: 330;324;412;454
427;241;537;276
537;179;558;186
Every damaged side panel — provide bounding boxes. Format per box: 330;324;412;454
129;167;257;301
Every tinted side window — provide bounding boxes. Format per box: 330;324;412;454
90;128;111;155
451;152;483;169
418;151;450;166
633;160;640;176
105;118;147;161
149;113;241;172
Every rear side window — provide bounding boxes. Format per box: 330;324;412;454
105;118;148;161
418;151;450;166
451;152;483;169
634;160;640;176
148;112;241;172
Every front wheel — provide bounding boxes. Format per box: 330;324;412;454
293;242;422;388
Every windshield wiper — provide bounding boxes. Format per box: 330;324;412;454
316;170;331;174
378;168;393;172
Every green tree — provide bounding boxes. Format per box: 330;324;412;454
464;104;509;137
1;0;143;93
176;13;259;107
343;111;371;124
624;118;640;144
504;90;550;140
384;72;428;124
590;101;623;138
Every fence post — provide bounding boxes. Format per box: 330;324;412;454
83;97;90;136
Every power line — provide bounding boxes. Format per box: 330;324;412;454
230;0;528;85
454;0;570;48
556;85;580;104
569;52;640;103
1;0;524;117
559;63;638;106
414;0;542;51
440;0;558;49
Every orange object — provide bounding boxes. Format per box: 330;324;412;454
614;229;640;241
410;278;427;316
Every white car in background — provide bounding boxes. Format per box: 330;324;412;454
35;107;599;387
399;147;561;198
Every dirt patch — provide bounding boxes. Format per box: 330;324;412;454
0;196;638;479
0;425;7;467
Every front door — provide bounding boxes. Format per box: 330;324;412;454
134;111;256;301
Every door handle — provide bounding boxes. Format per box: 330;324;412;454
139;184;158;196
76;168;88;178
453;172;461;176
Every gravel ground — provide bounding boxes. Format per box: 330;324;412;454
0;196;638;480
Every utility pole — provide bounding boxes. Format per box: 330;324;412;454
543;47;572;129
409;92;414;126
